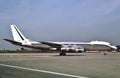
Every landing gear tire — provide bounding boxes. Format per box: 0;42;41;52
59;52;66;56
21;48;24;50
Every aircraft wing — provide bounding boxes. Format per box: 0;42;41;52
41;42;62;48
3;39;22;45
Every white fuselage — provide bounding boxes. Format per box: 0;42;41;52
50;41;117;52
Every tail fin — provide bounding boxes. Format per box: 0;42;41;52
11;25;27;42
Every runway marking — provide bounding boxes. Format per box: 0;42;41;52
0;64;89;78
0;54;52;57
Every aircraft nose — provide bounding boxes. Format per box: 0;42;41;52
112;46;117;50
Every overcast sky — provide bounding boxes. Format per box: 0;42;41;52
0;0;120;50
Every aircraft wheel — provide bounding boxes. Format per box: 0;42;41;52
59;52;66;56
21;48;24;50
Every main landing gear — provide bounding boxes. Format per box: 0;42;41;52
59;51;66;56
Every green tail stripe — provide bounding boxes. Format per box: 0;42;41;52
14;26;24;40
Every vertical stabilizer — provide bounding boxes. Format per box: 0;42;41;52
11;25;27;42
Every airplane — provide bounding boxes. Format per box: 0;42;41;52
4;25;117;56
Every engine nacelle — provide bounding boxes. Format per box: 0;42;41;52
75;48;84;52
61;46;84;52
61;47;70;51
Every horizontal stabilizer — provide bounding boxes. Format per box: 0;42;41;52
4;39;49;50
3;39;22;45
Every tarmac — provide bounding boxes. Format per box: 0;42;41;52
0;52;120;78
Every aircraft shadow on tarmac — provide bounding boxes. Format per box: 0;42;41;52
53;54;86;56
